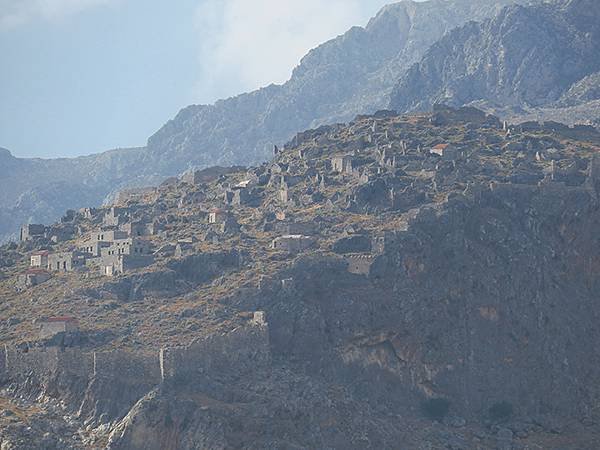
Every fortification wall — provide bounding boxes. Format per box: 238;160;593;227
160;323;270;382
93;350;161;385
5;347;60;380
56;348;93;379
0;346;6;381
345;255;376;275
4;347;93;384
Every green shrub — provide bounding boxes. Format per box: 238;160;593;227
422;398;451;421
489;401;514;421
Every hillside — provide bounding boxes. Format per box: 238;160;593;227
1;107;600;448
0;0;533;244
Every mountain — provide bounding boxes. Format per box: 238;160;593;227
389;0;600;121
142;0;532;174
0;0;533;243
2;108;600;448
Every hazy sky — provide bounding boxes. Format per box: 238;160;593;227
0;0;393;159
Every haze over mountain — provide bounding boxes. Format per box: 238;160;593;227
389;0;600;122
2;0;599;244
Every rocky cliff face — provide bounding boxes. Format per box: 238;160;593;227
0;0;531;244
390;0;600;117
2;108;600;448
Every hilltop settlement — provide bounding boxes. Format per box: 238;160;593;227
1;106;600;449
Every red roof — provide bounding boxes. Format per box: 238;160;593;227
432;144;450;150
25;269;50;275
42;317;79;324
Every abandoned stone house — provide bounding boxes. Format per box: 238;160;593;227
100;250;154;276
372;231;397;255
430;143;460;160
79;230;129;256
103;207;129;227
271;235;316;253
182;166;243;185
78;207;97;220
275;221;316;236
15;269;51;292
20;224;46;242
100;238;152;257
30;251;49;268
114;187;158;206
345;255;377;276
47;251;87;272
332;155;354;174
38;317;79;340
208;209;231;224
119;221;158;237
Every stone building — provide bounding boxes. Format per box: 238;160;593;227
103;207;129;227
101;254;154;276
20;224;46;242
78;207;98;220
38;317;79;340
47;251;87;272
79;229;129;256
120;221;158;237
372;231;397;255
100;238;152;258
182;166;242;185
271;235;316;253
15;269;52;292
332;155;354;174
208;209;231;224
30;251;49;268
114;187;158;206
430;143;460;160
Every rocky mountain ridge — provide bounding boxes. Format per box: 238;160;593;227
0;0;537;244
390;0;600;122
1;107;600;448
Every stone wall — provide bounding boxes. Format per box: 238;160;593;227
160;323;270;382
1;323;271;422
93;350;160;384
0;345;6;382
3;346;94;386
345;255;377;276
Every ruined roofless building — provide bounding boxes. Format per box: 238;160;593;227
47;251;87;272
38;317;79;340
331;155;354;174
15;269;51;292
209;209;231;224
430;143;460;160
271;235;316;254
30;251;49;268
20;224;46;242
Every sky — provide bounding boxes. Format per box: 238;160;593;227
0;0;393;159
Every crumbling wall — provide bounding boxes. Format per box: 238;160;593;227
160;324;270;382
345;255;376;275
79;350;162;422
94;350;160;383
0;346;6;382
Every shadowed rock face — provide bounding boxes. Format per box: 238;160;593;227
0;0;529;244
105;183;600;450
390;0;600;114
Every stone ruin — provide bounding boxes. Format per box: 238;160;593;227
0;319;269;422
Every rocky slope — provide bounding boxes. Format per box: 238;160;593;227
1;107;600;448
0;0;532;244
390;0;600;119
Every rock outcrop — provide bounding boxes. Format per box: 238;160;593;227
390;0;600;118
